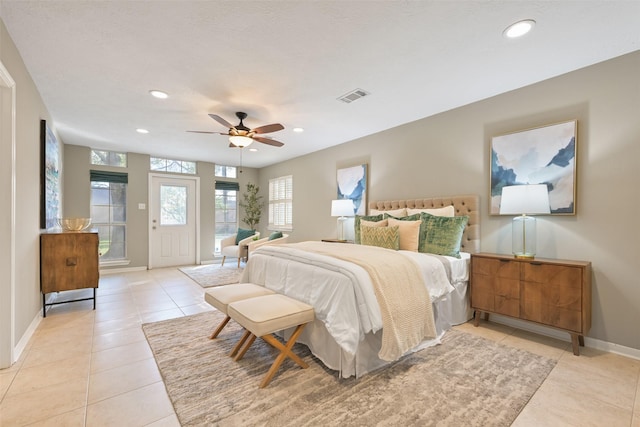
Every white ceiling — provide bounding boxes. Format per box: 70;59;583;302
1;1;638;168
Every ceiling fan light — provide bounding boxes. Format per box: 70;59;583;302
229;135;253;147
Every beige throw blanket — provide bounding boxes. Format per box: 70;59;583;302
290;242;437;361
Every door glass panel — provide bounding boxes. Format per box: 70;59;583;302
160;185;187;225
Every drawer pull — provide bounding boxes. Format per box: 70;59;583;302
529;262;543;266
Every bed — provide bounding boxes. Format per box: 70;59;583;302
240;194;480;378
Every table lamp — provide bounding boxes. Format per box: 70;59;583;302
331;199;354;241
499;184;550;258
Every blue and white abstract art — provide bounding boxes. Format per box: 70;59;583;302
337;164;367;216
490;120;577;215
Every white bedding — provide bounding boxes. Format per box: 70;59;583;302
241;242;470;377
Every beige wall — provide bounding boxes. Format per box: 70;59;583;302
1;19;54;356
258;51;640;351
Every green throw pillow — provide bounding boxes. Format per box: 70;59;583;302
420;213;469;258
360;225;400;250
268;231;283;241
235;228;255;245
354;214;383;244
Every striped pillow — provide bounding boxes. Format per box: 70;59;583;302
360;225;400;250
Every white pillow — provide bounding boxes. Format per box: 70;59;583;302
370;207;407;217
407;205;455;217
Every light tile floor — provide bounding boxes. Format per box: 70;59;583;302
0;267;638;426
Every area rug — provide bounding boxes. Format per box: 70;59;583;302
143;311;556;426
178;264;243;288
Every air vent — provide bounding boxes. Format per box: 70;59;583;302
337;88;370;104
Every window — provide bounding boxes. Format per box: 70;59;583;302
214;181;239;254
160;185;187;225
215;165;237;179
90;170;127;261
150;157;196;174
269;175;293;231
91;149;127;167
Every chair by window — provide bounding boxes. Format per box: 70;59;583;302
220;231;260;267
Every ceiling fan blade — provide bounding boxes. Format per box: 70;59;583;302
253;136;284;147
252;123;284;134
187;130;229;136
208;114;235;129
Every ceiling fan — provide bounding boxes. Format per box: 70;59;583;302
188;111;285;148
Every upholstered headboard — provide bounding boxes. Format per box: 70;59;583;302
368;194;480;254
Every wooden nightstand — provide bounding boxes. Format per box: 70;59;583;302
470;253;591;355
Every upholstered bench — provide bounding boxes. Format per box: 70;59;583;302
203;283;275;339
227;294;315;388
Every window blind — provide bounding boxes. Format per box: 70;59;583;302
215;181;240;191
268;175;293;231
89;170;128;183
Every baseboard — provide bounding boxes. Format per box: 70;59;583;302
489;314;640;361
13;309;43;365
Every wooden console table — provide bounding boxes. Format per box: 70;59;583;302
40;231;99;317
470;253;591;355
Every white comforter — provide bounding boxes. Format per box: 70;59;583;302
240;242;455;356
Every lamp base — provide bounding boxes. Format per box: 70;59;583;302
512;215;537;258
336;216;347;241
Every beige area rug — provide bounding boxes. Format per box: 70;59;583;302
178;264;243;288
143;311;556;426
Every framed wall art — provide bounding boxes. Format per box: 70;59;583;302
40;119;61;229
337;164;367;216
490;120;577;215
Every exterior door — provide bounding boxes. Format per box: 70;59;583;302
149;174;199;268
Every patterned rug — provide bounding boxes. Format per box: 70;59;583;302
178;264;243;288
143;311;557;426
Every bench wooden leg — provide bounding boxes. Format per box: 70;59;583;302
230;330;251;358
259;324;308;388
210;315;231;339
234;333;257;361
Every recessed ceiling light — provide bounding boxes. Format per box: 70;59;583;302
149;90;168;99
249;148;258;152
293;127;304;133
503;19;535;39
136;128;149;134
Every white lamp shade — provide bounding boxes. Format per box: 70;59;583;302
499;184;551;215
331;199;354;217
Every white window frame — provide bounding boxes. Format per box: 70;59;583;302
150;157;196;174
214;188;238;254
268;175;293;231
215;165;237;178
91;149;127;167
90;180;128;264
